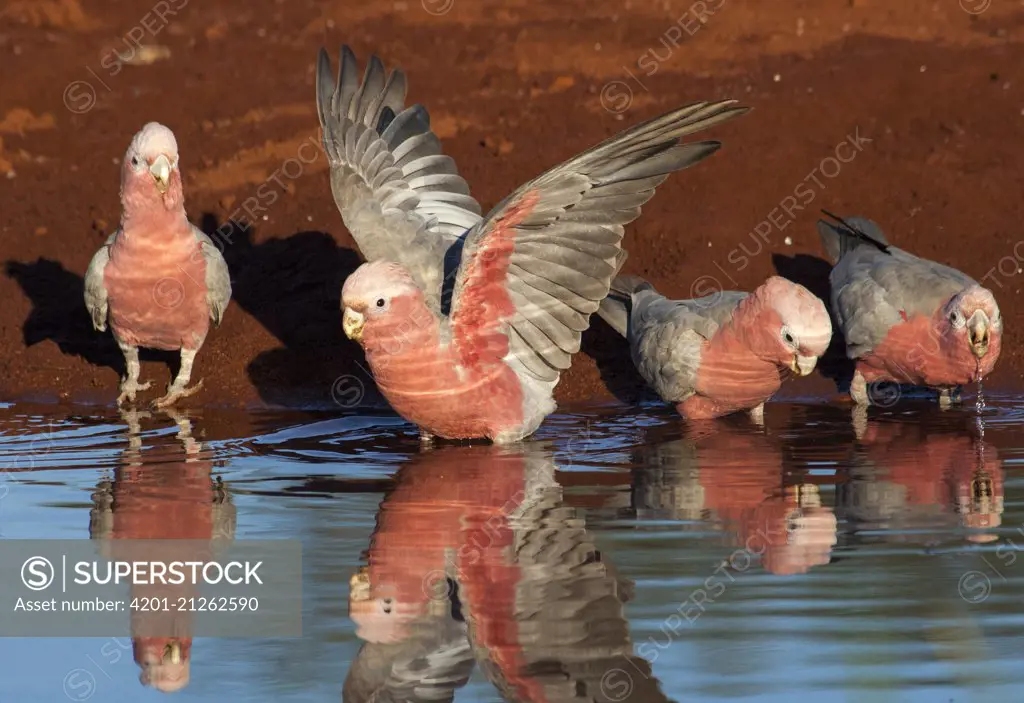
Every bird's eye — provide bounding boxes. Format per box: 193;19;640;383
130;156;139;167
375;298;386;308
781;326;796;346
950;311;965;328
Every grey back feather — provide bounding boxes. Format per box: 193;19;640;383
819;215;977;357
318;46;483;314
449;101;749;385
605;275;746;403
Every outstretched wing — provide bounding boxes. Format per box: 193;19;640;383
446;100;748;384
191;227;232;326
84;232;116;332
317;46;483;314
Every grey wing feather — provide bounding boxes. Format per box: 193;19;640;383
627;282;745;403
317;46;483;314
820;216;976;356
192;227;232;325
449;100;749;384
84;232;116;332
343;619;474;703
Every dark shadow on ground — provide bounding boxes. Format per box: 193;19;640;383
200;214;387;410
582;316;658;407
4;258;180;381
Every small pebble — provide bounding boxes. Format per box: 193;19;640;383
307;215;313;222
5;170;14;179
784;236;793;246
773;73;781;82
594;43;601;51
920;65;927;73
262;215;269;221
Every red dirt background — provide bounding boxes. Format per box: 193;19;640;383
1;0;1023;410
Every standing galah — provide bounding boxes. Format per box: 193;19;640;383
817;212;1002;406
598;275;832;421
84;123;231;408
317;46;748;442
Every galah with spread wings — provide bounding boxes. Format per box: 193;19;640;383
84;123;231;408
317;46;748;442
598;275;832;421
817;212;1002;406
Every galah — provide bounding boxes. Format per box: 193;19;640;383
84;123;231;408
817;213;1002;406
317;45;748;442
598;274;832;421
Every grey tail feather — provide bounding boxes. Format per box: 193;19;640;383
598;274;653;338
817;210;891;264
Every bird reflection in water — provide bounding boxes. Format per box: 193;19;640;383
631;422;838;576
346;443;674;703
89;408;235;693
835;414;1003;544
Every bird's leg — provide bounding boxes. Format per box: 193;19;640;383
116;341;152;406
118;406;151;460
748;403;765;427
852;404;869;441
850;370;870;406
162;407;201;456
419;429;435;448
938;386;962;409
152;348;204;409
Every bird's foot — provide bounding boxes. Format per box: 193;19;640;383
748;404;765;427
152;379;204;409
419;430;435;448
116;379;152;406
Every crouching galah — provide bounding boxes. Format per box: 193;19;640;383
598;275;832;421
84;123;231;408
317;45;748;442
817;212;1002;406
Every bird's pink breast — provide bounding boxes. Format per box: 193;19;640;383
367;342;525;440
680;329;783;419
857;315;998;386
104;228;209;351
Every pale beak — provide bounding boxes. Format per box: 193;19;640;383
149;153;172;193
343;307;365;342
349;567;370;603
791;355;818;376
165;641;182;665
967;310;990;358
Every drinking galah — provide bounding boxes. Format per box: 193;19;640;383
318;45;748;442
84;123;231;408
598;275;832;421
817;212;1002;407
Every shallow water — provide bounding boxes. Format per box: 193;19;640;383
0;397;1022;702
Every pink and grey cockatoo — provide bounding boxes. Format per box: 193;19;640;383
84;123;231;408
598;275;832;421
317;45;748;442
817;212;1002;407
